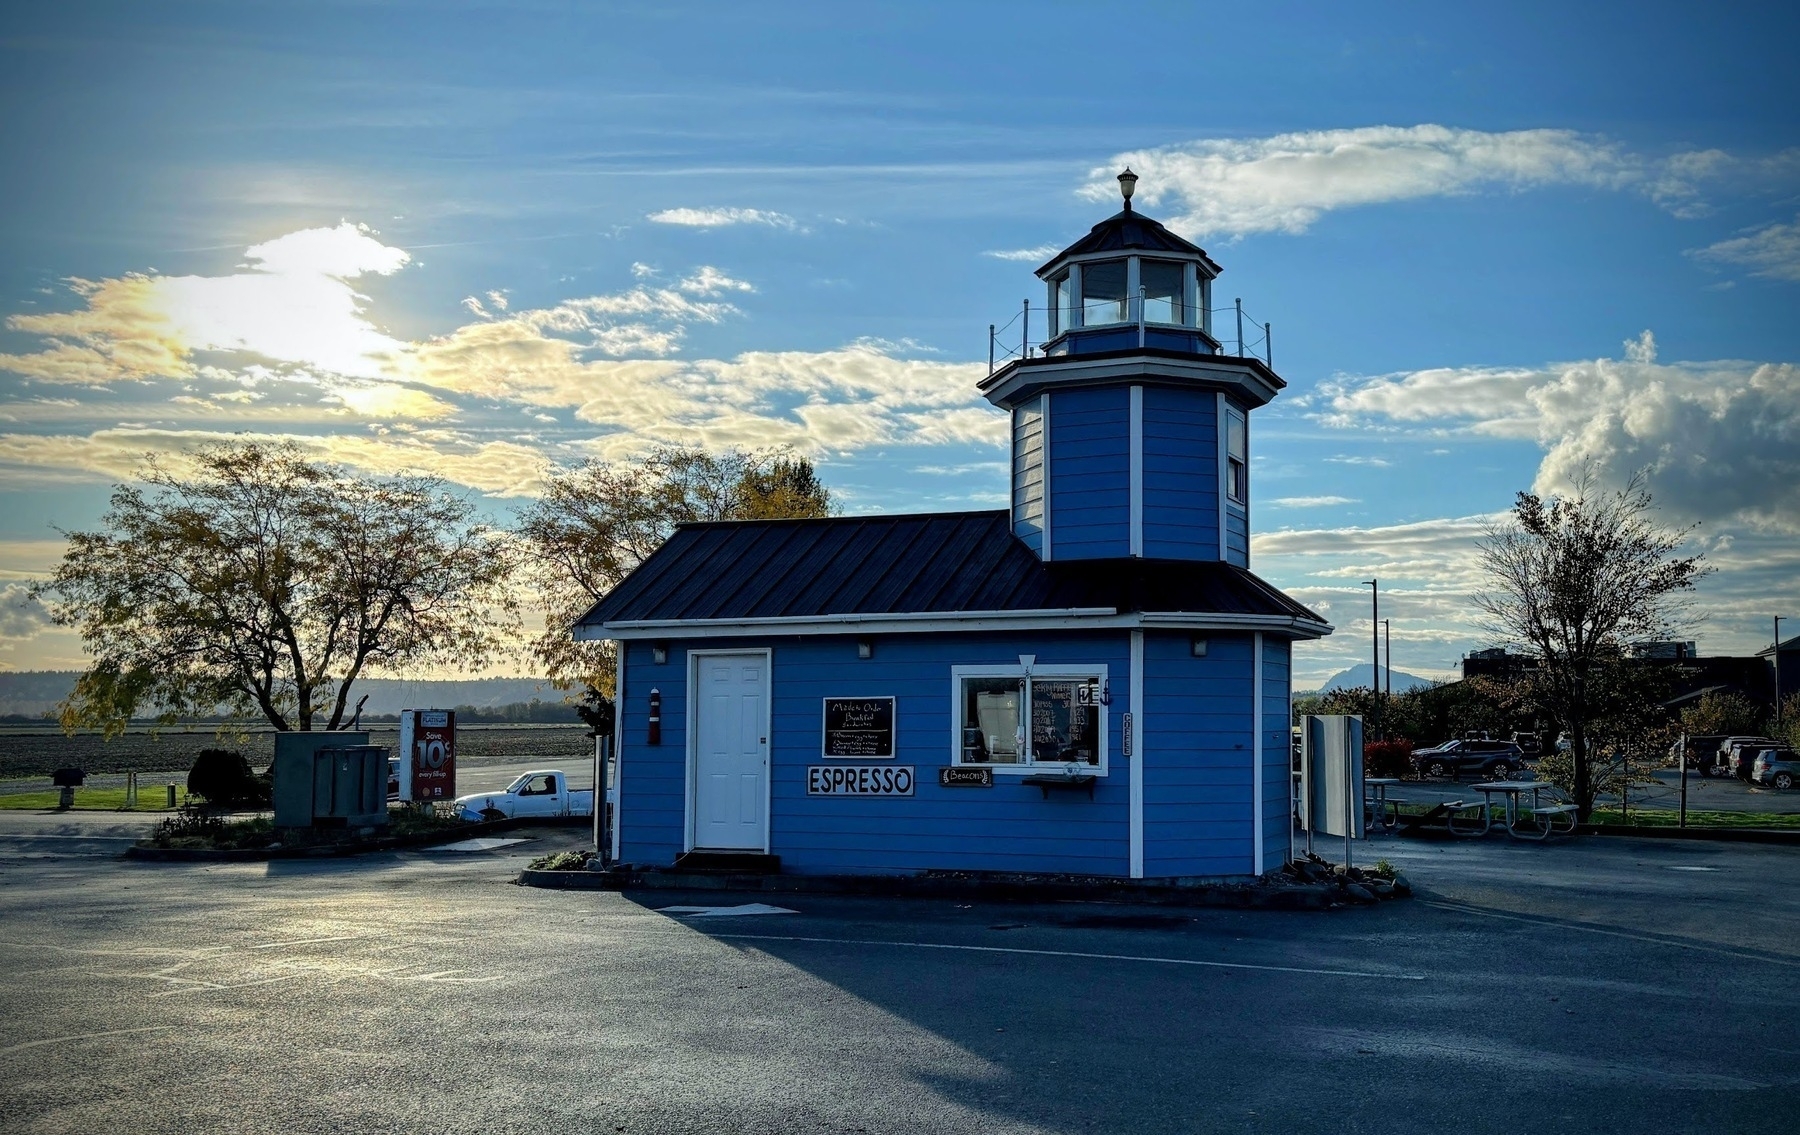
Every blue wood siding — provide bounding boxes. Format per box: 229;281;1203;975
619;631;1132;876
1140;631;1258;878
1225;505;1249;567
1046;387;1129;559
1260;636;1293;872
1141;385;1221;560
617;639;688;867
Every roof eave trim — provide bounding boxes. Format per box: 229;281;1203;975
575;609;1333;641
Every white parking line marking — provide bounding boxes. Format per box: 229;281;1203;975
0;1026;177;1055
660;903;798;918
713;934;1424;980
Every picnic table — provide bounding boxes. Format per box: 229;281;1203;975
1364;777;1401;833
1458;780;1577;840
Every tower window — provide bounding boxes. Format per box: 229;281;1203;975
1226;406;1247;504
1051;271;1072;336
1080;260;1128;325
1141;260;1186;325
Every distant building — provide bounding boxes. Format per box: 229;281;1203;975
1460;648;1538;681
1460;641;1784;713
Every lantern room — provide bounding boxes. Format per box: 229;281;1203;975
1037;169;1225;358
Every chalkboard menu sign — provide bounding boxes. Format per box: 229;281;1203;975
822;697;896;758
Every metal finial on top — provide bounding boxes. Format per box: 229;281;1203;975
1117;168;1138;211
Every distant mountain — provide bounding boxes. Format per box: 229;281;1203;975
0;671;569;718
1318;664;1437;695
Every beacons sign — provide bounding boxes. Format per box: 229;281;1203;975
806;765;915;796
400;708;457;802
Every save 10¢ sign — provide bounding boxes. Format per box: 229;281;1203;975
400;708;457;801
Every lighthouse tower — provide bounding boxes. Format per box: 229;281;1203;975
980;170;1279;567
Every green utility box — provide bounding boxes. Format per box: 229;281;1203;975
272;731;388;830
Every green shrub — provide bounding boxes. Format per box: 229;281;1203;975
529;850;595;871
187;748;269;809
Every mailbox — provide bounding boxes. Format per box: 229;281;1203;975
51;767;86;787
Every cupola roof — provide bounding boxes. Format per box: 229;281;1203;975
1036;209;1222;278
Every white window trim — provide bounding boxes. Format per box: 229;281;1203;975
610;641;624;864
1128;385;1143;558
948;662;1110;777
1226;404;1248;507
1042;392;1053;560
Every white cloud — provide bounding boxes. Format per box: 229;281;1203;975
1324;455;1392;467
2;222;411;384
241;222;410;278
1688;214;1800;281
677;266;755;296
646;207;801;231
1266;495;1359;508
1084;125;1724;238
1320;331;1800;532
0;582;52;640
982;245;1060;262
0;224;1007;510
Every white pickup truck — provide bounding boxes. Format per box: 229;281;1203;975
451;770;594;822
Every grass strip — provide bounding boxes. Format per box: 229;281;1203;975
0;788;178;811
1391;801;1800;830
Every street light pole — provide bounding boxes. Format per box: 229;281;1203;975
1384;618;1392;705
1777;616;1786;728
1363;579;1380;739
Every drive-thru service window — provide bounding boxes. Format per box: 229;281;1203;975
952;665;1108;773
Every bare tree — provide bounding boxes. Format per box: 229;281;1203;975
37;442;518;734
1474;471;1708;818
514;446;833;692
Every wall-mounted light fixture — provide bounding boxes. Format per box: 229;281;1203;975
1190;637;1209;657
651;643;668;665
856;639;874;660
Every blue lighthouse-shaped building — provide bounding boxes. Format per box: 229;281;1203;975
989;169;1270;568
577;175;1330;882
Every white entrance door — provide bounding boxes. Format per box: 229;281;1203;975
692;652;769;850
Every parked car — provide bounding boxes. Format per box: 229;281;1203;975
1510;731;1543;756
1670;734;1730;778
386;756;401;801
1410;739;1529;781
450;770;593;822
1751;749;1800;790
1721;737;1779;782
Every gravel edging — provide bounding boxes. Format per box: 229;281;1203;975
124;814;588;862
517;863;1409;911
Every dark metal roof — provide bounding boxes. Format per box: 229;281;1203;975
1036;209;1223;277
576;510;1325;629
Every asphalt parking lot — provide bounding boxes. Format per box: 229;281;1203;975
0;820;1795;1135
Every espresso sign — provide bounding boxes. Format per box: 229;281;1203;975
807;765;915;796
821;697;896;758
939;766;993;787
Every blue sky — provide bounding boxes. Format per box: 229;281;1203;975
2;1;1796;685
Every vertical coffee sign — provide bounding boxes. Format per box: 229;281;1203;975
399;709;457;802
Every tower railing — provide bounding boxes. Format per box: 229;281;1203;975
987;293;1274;376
